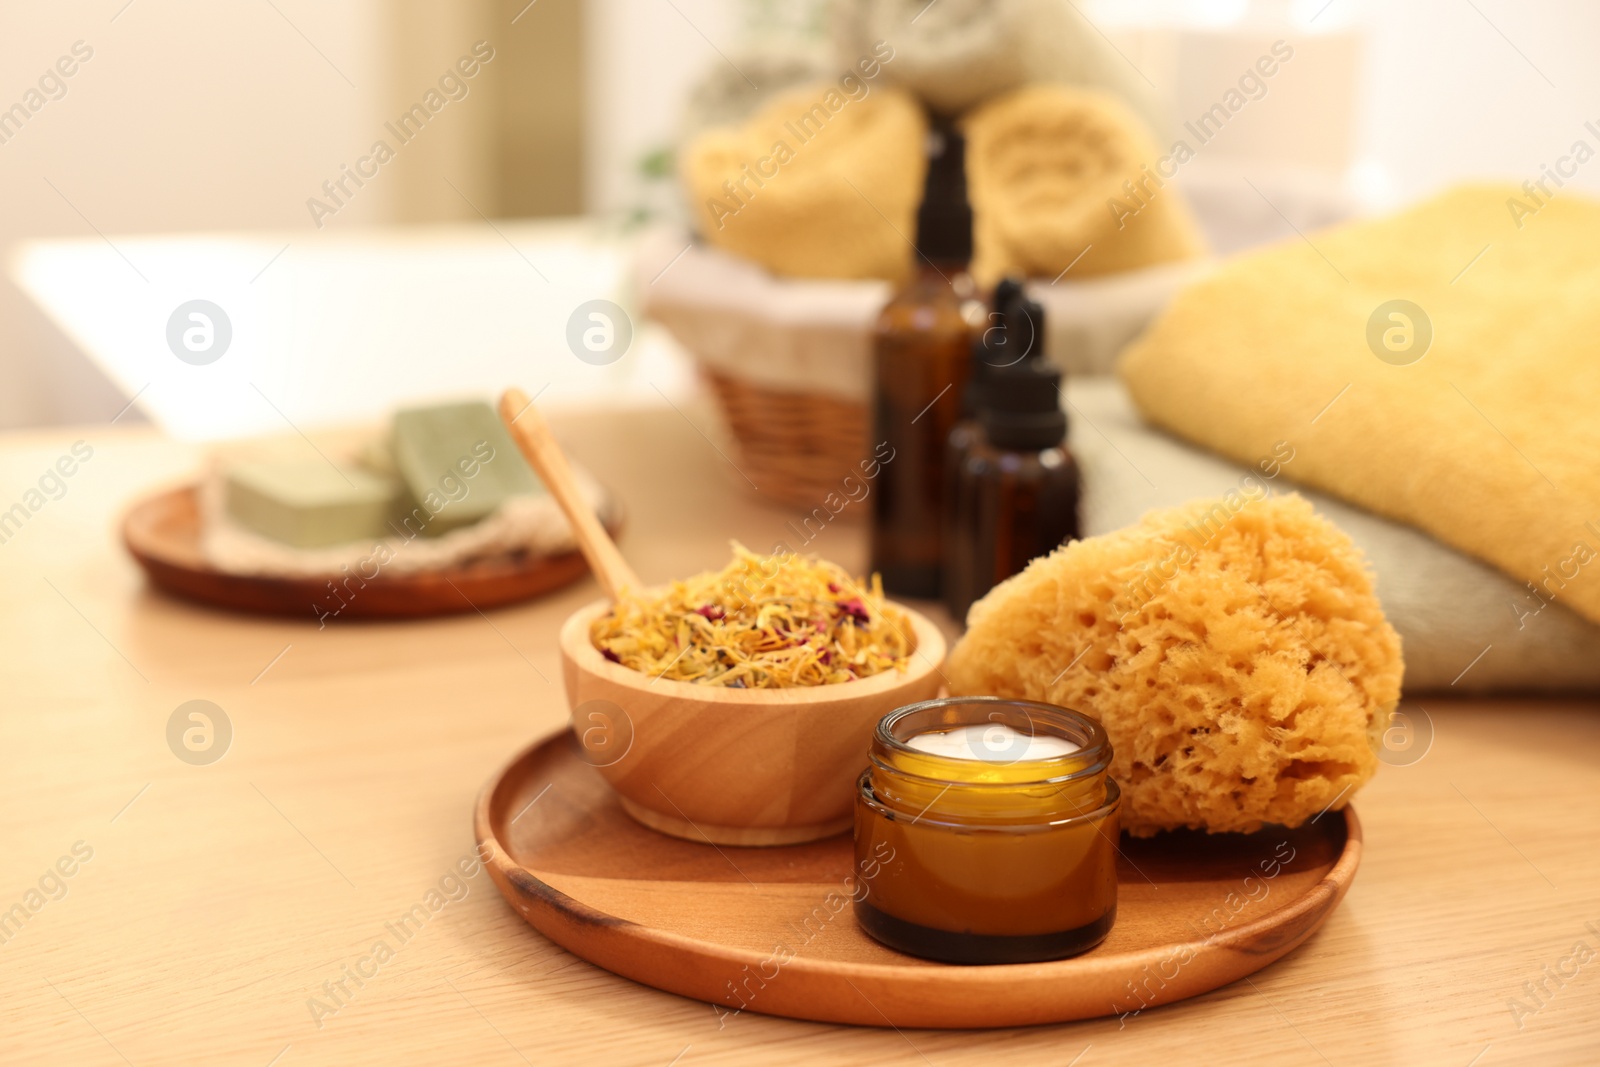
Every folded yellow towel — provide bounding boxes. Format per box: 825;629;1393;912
963;85;1206;288
682;82;926;282
1121;184;1600;626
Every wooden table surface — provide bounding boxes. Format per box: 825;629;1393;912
2;406;1596;1066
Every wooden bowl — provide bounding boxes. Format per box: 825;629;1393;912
557;598;947;846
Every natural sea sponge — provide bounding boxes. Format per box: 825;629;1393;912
963;85;1205;288
947;494;1403;836
682;83;926;281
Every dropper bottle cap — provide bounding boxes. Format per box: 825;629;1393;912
962;277;1026;419
978;296;1068;450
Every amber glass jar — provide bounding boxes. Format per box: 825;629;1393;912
854;697;1119;964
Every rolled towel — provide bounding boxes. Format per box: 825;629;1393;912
830;0;1159;121
676;49;831;146
963;85;1206;288
681;81;926;281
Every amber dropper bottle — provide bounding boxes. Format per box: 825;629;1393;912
941;277;1026;609
869;118;982;599
944;295;1082;621
947;278;1027;476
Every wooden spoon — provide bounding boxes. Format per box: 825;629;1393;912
499;388;640;600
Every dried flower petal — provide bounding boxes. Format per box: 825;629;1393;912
837;598;870;626
590;542;912;688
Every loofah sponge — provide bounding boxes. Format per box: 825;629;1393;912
946;494;1403;836
963;85;1205;289
682;82;926;282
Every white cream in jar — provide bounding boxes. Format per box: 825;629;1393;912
855;698;1121;963
905;723;1081;762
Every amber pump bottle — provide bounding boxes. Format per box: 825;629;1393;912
944;295;1081;621
869;119;981;598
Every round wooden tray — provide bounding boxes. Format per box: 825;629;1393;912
123;485;619;619
475;730;1362;1029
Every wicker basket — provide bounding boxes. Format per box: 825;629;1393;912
701;369;870;510
638;231;1231;512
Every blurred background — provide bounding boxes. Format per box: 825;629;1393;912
3;0;1598;430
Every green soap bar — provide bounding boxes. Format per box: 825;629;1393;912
225;461;401;548
390;401;542;537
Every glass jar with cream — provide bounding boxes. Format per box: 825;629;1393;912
854;696;1119;964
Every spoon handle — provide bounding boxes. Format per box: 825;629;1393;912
499;388;640;601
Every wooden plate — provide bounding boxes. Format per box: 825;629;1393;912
123;485;620;619
475;730;1362;1029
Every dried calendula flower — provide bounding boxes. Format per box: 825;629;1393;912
591;543;915;688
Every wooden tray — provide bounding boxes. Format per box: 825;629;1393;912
123;485;619;619
475;730;1362;1029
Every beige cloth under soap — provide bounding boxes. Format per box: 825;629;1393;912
963;85;1206;288
682;83;926;282
1121;184;1600;627
200;458;604;578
